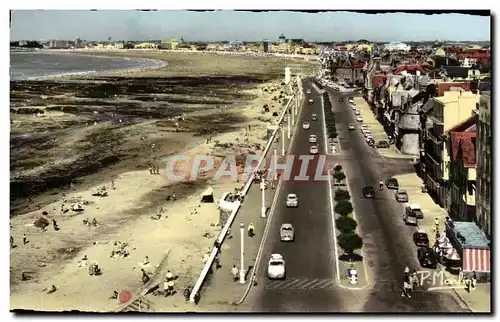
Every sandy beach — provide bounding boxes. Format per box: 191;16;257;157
10;51;317;311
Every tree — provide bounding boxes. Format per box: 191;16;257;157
333;164;343;172
329;131;338;139
335;216;358;234
338;233;363;254
334;199;353;216
332;171;346;183
334;189;350;201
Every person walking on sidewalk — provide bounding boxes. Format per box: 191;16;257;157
231;265;239;282
471;271;477;291
247;223;255;237
401;280;412;298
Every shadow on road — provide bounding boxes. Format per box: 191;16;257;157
339;253;364;262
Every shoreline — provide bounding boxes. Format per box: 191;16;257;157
10;51;169;81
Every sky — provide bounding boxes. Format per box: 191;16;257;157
10;10;491;42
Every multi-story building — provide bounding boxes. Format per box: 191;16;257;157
384;42;411;52
445;114;477;221
161;39;179;50
421;90;480;208
476;93;491;238
49;40;70;49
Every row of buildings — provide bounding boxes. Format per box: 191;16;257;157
360;48;491;238
41;34;321;55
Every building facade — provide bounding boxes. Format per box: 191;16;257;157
476;93;491;238
49;40;70;49
422;91;480;208
445;115;477;222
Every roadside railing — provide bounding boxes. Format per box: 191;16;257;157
189;81;300;303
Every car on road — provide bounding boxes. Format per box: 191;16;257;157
354;109;360;115
348;123;355;131
339;98;344;102
395;188;409;202
403;206;418;225
413;230;430;247
376;140;390;148
302;122;310;130
306;89;311;94
356;116;363;122
363;186;375;198
348;97;354;104
267;254;286;279
286;193;298;208
308;99;314;104
363;130;372;137
333;87;339;91
309;134;317;143
417;247;437;269
310;145;319;155
385;177;399;189
406;203;424;219
280;223;295;242
311;114;318;121
367;138;375;147
361;124;368;129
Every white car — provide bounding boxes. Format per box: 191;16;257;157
365;135;373;142
363;130;372;137
267;254;286;279
310;145;319;155
348;123;355;131
302;122;310;130
311;114;318;121
361;124;368;129
308;99;314;104
354;110;360;115
286;193;298;207
309;134;317;143
356;116;363;122
350;103;357;109
348;98;354;104
306;89;311;94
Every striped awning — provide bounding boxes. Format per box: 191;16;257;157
462;248;490;272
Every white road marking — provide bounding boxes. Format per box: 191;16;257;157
301;279;322;289
327;169;342;285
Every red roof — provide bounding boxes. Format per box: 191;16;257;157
437;82;470;96
351;60;365;69
371;74;387;88
392;65;428;75
449;115;478;168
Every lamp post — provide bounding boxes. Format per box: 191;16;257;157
281;127;285;156
287;112;291;139
273;146;278;180
239;222;246;284
260;181;266;218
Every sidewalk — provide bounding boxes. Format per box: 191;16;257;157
393;173;491;313
353;97;412;160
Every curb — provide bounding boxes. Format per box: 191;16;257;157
437;264;474;312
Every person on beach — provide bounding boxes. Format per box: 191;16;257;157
165;270;173;282
231;265;239;281
23;234;28;245
143;256;150;265
10;236;14;248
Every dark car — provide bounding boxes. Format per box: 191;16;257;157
362;186;375;198
417;247;437;269
385;177;399;189
339;98;344;102
413;230;430;247
376;140;390;148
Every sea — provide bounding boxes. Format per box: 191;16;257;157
10;51;166;81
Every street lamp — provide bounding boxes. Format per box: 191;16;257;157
281;127;285;156
260;181;266;218
273;146;278;180
287;112;291;139
239;222;246;284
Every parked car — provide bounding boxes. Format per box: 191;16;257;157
367;138;375;147
306;89;311;94
361;124;368;129
267;254;286;279
302;122;310;130
348;123;355;131
417;247;437;269
354;110;360;115
363;186;375;198
413;230;430;247
356;116;363;122
308;99;314;104
363;130;372;137
406;203;424;219
311;114;318;121
309;134;317;143
376;140;390;148
286;193;298;207
280;224;295;242
310;145;319;155
385;177;399;189
395;188;409;202
403;205;418;225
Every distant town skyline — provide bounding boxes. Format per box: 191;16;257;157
10;11;491;42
